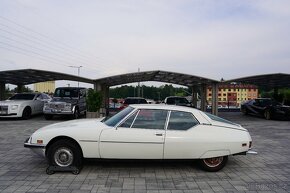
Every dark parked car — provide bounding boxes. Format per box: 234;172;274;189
119;97;148;110
164;96;192;107
241;98;290;120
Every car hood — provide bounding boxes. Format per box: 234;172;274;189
37;118;105;132
0;100;29;105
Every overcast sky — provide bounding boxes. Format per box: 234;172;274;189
0;0;290;87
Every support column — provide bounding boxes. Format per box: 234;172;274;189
211;83;219;116
17;85;23;93
200;84;207;112
0;82;5;101
192;85;198;108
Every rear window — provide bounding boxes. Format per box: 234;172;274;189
204;112;239;126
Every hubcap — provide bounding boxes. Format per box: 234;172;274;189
54;147;73;167
203;157;223;168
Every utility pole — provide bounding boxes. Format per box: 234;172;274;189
68;66;82;87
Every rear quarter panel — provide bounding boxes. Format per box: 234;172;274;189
164;124;251;159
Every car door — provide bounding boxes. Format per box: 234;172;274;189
33;94;44;113
164;110;200;159
99;109;168;159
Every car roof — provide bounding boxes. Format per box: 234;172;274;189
130;104;198;112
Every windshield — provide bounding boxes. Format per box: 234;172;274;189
104;106;134;127
54;88;79;98
204;112;239;126
9;94;35;100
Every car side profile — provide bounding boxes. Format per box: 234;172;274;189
25;104;255;173
0;93;51;119
241;98;290;120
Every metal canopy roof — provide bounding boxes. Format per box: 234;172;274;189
225;73;290;88
0;69;94;85
95;70;219;87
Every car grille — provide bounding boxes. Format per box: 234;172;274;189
49;104;65;110
0;106;8;115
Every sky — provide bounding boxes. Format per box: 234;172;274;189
0;0;290;88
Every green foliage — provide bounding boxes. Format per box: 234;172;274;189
86;89;102;112
260;88;290;105
109;84;190;101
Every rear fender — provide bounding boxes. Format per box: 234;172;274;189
199;150;230;159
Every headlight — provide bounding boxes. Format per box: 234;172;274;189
11;105;19;110
44;103;50;108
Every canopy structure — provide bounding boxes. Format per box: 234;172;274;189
95;70;218;87
0;69;94;85
225;73;290;88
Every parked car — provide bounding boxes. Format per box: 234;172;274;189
43;87;87;120
25;104;255;173
0;93;51;119
241;98;290;120
119;97;148;110
164;96;192;107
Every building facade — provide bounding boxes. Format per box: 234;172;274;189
207;84;258;107
34;81;55;94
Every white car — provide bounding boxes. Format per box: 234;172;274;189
24;104;256;173
0;93;51;119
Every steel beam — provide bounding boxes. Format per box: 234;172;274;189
211;83;219;115
200;84;207;112
0;82;5;100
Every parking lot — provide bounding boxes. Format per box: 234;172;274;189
0;113;290;193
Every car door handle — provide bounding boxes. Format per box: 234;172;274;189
155;133;163;136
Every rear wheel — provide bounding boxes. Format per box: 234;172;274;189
47;139;82;168
199;156;228;172
22;107;31;120
264;110;271;120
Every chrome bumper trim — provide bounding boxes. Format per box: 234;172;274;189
247;150;258;155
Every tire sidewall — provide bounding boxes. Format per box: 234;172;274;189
22;107;31;120
47;140;82;167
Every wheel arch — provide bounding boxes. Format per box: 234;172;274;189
45;136;83;158
22;106;32;115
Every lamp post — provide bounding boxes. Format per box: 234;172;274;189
68;65;82;87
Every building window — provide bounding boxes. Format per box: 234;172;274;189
218;93;221;96
218;98;221;101
223;93;226;96
209;93;212;96
223;89;226;91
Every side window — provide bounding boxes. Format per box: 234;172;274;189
131;109;168;130
167;111;199;131
119;111;138;128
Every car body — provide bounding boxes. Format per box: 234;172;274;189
43;87;87;120
119;97;148;110
25;104;255;172
0;93;51;119
164;96;192;107
241;98;290;120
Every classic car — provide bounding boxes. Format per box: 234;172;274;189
24;104;255;173
241;98;290;120
43;87;87;120
0;93;51;119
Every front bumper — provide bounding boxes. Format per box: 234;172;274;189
24;138;46;157
247;150;258;155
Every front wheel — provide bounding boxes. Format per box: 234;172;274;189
199;156;228;172
47;139;82;168
22;107;31;120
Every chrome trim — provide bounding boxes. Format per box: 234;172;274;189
247;150;258;155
